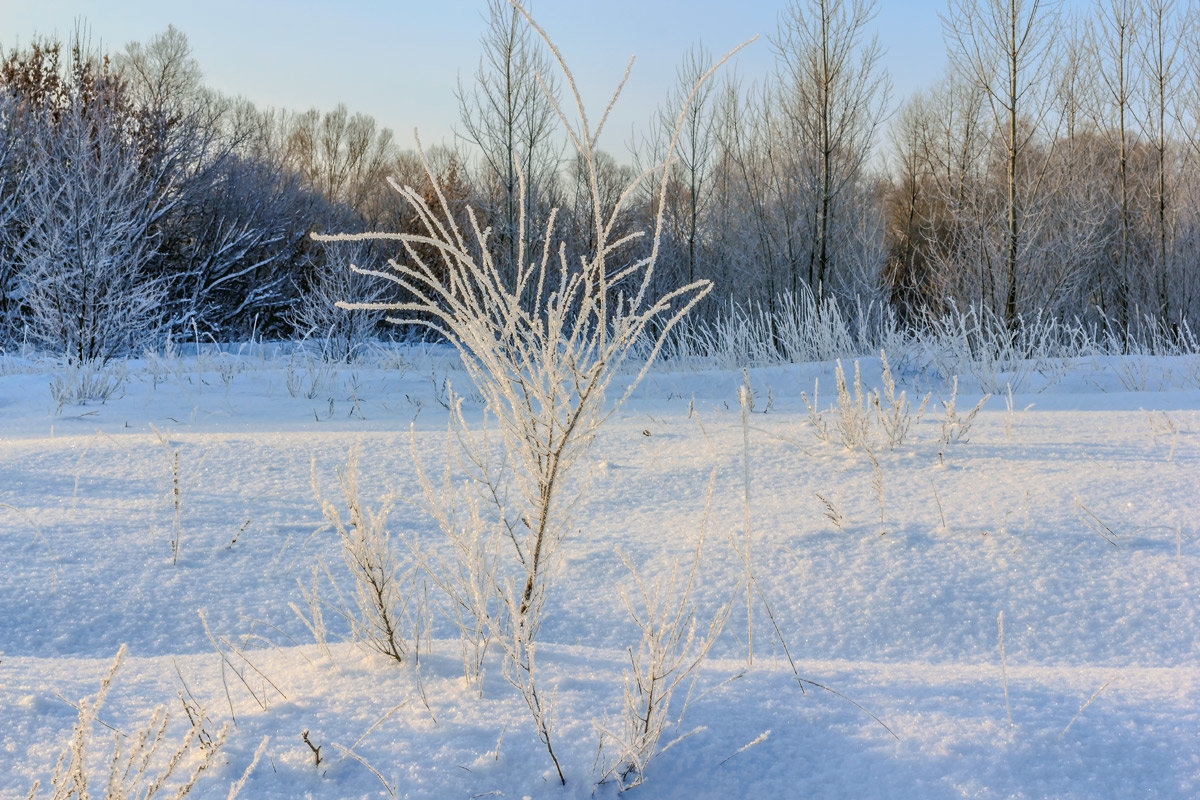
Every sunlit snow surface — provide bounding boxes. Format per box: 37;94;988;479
2;346;1197;798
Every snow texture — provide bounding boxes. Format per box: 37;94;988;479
1;346;1197;798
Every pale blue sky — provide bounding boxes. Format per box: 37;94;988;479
2;0;1086;155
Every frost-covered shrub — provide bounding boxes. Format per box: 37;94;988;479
289;240;391;361
314;5;747;785
17;100;168;363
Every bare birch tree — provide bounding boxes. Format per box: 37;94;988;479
1090;0;1143;325
773;0;890;301
1137;0;1189;322
944;0;1059;325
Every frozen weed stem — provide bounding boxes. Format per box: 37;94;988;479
317;1;749;785
872;351;928;449
812;353;930;454
49;359;128;413
151;426;184;565
937;377;989;447
833;360;873;451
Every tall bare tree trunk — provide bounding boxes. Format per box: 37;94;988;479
944;0;1057;327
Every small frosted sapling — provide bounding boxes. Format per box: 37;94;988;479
314;448;417;665
601;528;730;790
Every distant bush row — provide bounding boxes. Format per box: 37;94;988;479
3;0;1200;364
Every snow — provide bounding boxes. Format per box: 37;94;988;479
1;346;1197;798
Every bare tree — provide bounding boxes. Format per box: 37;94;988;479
1137;0;1189;322
1088;0;1143;326
456;0;561;291
646;45;720;294
884;71;994;316
1176;1;1200;322
711;78;814;328
883;90;941;319
944;0;1059;325
713;81;777;310
164;147;325;338
115;23;206;174
702;76;767;314
282;104;397;216
289;239;394;359
773;0;890;301
113;28;301;339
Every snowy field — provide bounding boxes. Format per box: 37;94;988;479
1;345;1197;798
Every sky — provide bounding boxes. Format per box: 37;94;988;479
2;0;1084;157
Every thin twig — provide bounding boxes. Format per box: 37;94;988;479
1060;678;1115;738
999;611;1013;728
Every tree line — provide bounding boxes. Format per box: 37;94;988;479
1;0;1198;363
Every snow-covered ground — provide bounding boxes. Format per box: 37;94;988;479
2;346;1197;798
